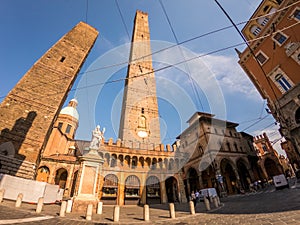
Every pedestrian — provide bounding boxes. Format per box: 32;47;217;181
195;190;200;206
190;191;197;206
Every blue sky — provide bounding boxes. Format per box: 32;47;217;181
0;0;285;154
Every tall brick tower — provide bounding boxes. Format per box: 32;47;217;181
119;10;161;149
0;22;98;178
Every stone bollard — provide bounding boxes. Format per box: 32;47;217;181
97;201;103;215
189;201;195;215
0;189;5;203
204;196;211;211
113;205;120;222
217;196;221;206
15;193;23;208
213;196;219;208
143;204;150;221
36;197;44;213
66;199;73;213
169;203;175;219
86;204;93;221
59;201;67;217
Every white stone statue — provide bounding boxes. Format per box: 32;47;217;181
89;125;105;149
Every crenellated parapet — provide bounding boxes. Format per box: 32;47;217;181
101;137;180;152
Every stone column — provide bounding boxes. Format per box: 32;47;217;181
160;175;167;204
72;148;104;212
118;172;125;206
177;173;187;203
198;172;204;189
186;178;191;196
140;173;147;205
64;165;75;198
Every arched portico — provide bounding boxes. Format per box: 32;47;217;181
146;176;161;204
220;159;237;195
54;168;68;189
165;176;179;203
264;158;282;179
236;158;251;191
187;167;200;193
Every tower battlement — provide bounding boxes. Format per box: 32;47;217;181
136;10;148;16
102;137;180;152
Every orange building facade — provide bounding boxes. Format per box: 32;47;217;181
238;0;300;163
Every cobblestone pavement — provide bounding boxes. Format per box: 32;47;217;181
1;181;300;224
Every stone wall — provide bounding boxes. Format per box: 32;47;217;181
0;154;36;179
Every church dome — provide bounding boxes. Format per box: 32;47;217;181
60;99;79;120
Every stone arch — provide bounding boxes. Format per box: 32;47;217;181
264;157;281;179
220;158;237;195
151;158;157;170
236;158;251;191
104;153;110;166
164;158;169;169
165;176;179;203
146;175;161;204
111;154;117;167
125;155;131;167
125;175;140;205
158;158;163;169
54;168;68;189
139;156;144;168
102;174;118;205
168;158;174;171
118;154;124;167
145;157;151;168
187;167;200;193
132;156;138;169
200;162;216;189
36;166;50;182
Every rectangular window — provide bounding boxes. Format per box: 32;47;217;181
258;17;269;26
58;122;63;130
273;32;287;45
271;68;294;93
60;56;66;62
256;51;268;65
251;26;261;36
276;75;292;91
293;9;300;20
65;124;72;134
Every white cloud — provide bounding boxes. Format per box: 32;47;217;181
201;54;262;100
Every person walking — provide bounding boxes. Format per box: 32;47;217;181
195;190;200;206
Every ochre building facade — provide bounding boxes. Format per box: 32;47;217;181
238;0;300;164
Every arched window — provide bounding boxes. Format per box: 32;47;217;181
125;175;140;197
102;174;118;196
55;168;68;189
146;176;160;198
138;115;146;128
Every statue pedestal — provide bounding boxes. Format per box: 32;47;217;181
72;148;104;212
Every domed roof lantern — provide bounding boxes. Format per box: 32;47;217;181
60;98;79;120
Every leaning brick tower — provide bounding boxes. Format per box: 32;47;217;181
119;10;161;149
0;22;98;178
